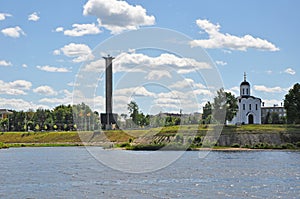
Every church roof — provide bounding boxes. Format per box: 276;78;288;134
240;81;250;86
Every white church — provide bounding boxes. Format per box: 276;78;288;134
230;73;262;125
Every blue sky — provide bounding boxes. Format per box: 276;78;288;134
0;0;299;114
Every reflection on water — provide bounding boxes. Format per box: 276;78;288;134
0;147;299;198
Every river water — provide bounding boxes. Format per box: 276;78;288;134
0;147;299;198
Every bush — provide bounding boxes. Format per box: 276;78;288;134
281;143;295;149
115;142;131;148
296;142;300;148
231;143;240;148
0;142;8;149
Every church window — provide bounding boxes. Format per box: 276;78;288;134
246;88;249;95
243;89;244;95
249;104;251;110
243;104;245;110
256;104;258;110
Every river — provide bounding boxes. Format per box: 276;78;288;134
0;147;299;198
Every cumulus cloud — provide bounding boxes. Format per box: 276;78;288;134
83;0;155;34
254;85;285;93
36;65;70;73
115;86;155;97
0;13;12;21
284;67;296;75
22;64;28;68
190;19;279;51
0;80;32;95
33;85;58;96
0;60;12;67
28;12;40;21
115;52;210;74
64;23;101;36
216;60;227;66
54;43;94;63
0;97;50;111
55;27;64;32
1;26;25;38
83;52;211;76
145;70;172;80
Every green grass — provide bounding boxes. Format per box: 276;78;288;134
0;124;299;149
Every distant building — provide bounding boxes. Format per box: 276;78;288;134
0;109;13;119
261;104;286;124
230;73;262;124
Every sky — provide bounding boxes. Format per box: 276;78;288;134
0;0;299;115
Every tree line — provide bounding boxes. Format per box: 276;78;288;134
0;103;100;132
1;83;299;131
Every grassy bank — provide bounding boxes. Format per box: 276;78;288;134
0;124;299;150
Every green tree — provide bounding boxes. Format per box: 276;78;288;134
128;101;140;125
284;83;300;124
212;89;238;124
127;101;150;127
202;101;212;123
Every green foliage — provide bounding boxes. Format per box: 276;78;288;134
3;103;99;132
284;83;300;124
203;89;238;124
0;142;9;149
127;101;150;127
231;143;240;148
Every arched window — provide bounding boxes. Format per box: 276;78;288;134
246;88;249;95
243;89;244;95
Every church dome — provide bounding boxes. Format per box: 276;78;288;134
240;81;250;86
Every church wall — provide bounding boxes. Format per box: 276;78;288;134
237;98;261;124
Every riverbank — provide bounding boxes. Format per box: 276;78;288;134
0;124;299;150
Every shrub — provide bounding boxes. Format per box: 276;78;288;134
231;143;240;148
116;142;131;148
281;143;295;149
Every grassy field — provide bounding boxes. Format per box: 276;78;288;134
0;124;299;149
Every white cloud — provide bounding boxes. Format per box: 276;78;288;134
39;89;72;105
254;85;285;93
0;60;12;67
36;65;70;73
1;26;26;38
53;49;61;55
55;27;64;32
83;0;155;34
145;70;172;80
22;64;28;68
216;60;227;66
0;97;50;111
0;13;12;21
225;86;239;97
284;67;296;75
0;80;32;95
33;86;58;96
55;43;94;63
266;70;272;74
64;23;101;36
190;19;279;51
115;86;155;97
28;12;40;21
112;52;211;74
